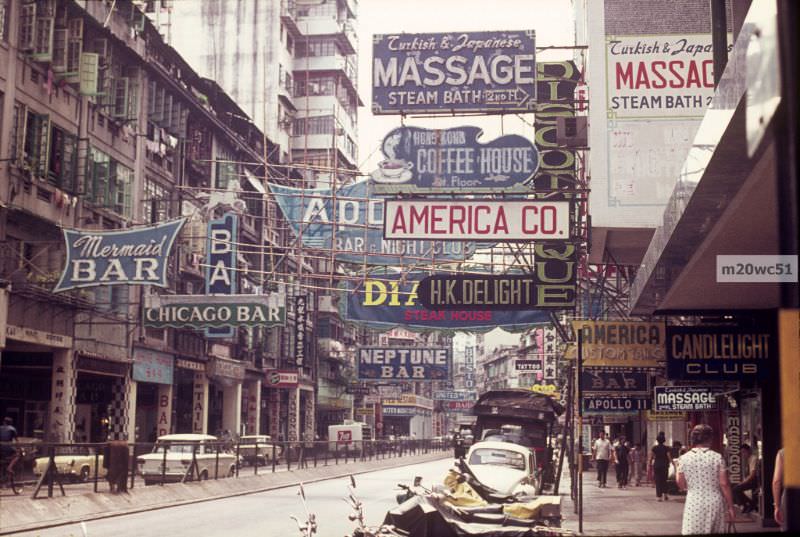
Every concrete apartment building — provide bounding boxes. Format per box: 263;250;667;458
0;0;313;444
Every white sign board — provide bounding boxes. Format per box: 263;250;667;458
384;200;570;241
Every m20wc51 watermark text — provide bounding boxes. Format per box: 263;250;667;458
717;255;798;283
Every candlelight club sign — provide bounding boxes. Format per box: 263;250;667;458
371;126;539;194
144;294;286;328
372;30;536;114
572;320;665;368
666;324;774;380
383;200;570;241
418;245;576;310
342;270;551;331
357;347;450;381
54;219;186;292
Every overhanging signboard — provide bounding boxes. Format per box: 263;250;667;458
132;347;174;385
666;324;774;380
653;385;721;411
268;179;476;266
580;369;649;392
516;359;542;372
371;126;539;194
582;395;651;413
572;320;665;369
342;271;550;331
433;390;475;401
418;258;576;310
54;218;185;292
357;346;450;381
447;401;474;412
144;294;286;328
206;213;237;338
294;296;308;367
264;370;299;388
382;406;418;416
384;199;570;241
372;30;536;115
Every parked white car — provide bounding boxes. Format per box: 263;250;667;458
137;434;237;485
465;441;539;495
33;447;106;482
238;435;282;465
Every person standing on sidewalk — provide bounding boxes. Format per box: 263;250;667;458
592;431;612;488
649;431;671;501
676;424;736;534
613;438;630;488
630;443;643;486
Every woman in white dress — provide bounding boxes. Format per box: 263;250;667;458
676;424;736;535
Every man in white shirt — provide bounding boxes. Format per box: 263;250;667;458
592;430;612;488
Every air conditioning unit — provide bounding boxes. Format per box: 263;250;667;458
556;116;588;149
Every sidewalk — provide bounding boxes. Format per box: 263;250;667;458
559;468;781;535
0;451;449;535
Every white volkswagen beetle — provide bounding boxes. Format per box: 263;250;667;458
465;440;539;495
137;434;237;485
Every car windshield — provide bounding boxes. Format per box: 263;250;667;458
468;448;526;470
153;441;199;454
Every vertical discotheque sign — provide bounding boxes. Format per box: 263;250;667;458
205;213;237;338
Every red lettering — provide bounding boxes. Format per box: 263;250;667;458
474;206;491;234
702;59;714;87
430;205;445;234
522;206;539;234
635;61;650;89
651;61;667;89
541;206;557;234
616;62;634;89
159;394;169;407
451;206;466;234
391;207;407;234
685;61;701;88
410;206;427;231
668;60;685;88
494;208;509;234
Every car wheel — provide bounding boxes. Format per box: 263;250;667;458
79;467;90;482
227;466;236;478
199;470;208;481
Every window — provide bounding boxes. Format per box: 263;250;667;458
215;148;238;190
295;1;337;18
294;76;335;97
85;147;133;217
143;178;170;223
295;38;339;58
47;124;78;190
292;115;334;136
0;0;9;42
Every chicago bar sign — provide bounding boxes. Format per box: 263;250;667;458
666;325;773;380
357;346;450;381
372;30;536;114
144;294;286;328
371;126;539;194
383;199;570;241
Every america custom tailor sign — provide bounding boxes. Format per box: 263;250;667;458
268;179;476;266
653;385;721;412
372;30;536;114
571;320;665;368
144;294;286;328
54;218;185;292
342;271;551;331
417;252;577;310
666;325;774;379
357;347;450;381
383;200;570;241
371;126;539;194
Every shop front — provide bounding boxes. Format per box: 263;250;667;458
206;355;244;438
132;346;174;442
74;354;131;442
173;358;206;434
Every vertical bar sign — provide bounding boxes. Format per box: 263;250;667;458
205;213;238;338
294;295;308;366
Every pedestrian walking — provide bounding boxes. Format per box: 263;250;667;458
613;438;630;488
732;443;759;513
592;431;612;488
630;443;643;486
676;424;736;535
772;448;785;530
649;431;672;501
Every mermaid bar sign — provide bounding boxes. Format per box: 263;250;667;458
54;219;186;292
371;126;539;194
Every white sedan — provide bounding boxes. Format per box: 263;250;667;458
137;434;237;485
465;441;539;495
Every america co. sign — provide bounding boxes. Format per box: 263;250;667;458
54;219;185;292
372;30;536;114
371;126;539;194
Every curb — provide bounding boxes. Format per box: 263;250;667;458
0;453;450;535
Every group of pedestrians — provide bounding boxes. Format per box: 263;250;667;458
590;431;644;489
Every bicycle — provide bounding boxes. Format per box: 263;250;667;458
0;450;23;495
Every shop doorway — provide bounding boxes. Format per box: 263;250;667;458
75;374;114;442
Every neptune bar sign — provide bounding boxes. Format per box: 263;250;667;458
54;219;185;292
372;30;536;114
371;126;539;194
358;346;450;381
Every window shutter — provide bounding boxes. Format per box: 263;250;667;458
13;105;29;167
78;52;99;95
170;100;182;135
19;3;36;51
61;132;78;192
52;29;67;71
112;77;129;118
162;92;172;127
67;18;83;39
33;115;51;179
93;157;110;205
125;68;139;121
147;80;157;116
32;16;54;61
66;34;83;76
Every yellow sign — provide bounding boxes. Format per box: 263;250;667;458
779;309;800;487
646;410;688;421
530;384;559;398
354;407;374;416
571;320;665;368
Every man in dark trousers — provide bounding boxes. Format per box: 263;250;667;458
613;437;630;489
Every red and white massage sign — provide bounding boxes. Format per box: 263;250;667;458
383;199;570;241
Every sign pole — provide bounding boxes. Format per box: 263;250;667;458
577;329;584;534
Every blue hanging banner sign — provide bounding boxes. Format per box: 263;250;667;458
54;218;186;293
205;213;238;338
267;179;478;266
357;346;451;382
371;126;539;194
341;270;550;332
